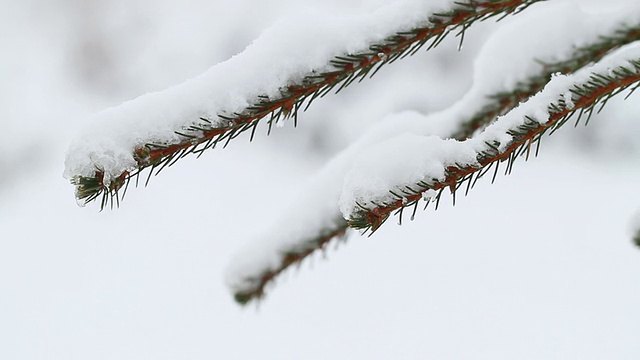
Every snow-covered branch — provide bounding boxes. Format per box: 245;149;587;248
344;45;640;231
229;226;348;305
225;1;640;304
64;0;540;208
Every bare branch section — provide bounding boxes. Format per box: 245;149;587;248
232;227;347;305
345;55;640;233
229;15;640;304
69;0;541;208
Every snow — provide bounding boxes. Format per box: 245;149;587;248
422;189;438;202
63;0;452;184
341;135;478;211
226;0;640;293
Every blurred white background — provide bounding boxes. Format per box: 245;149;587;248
1;0;639;359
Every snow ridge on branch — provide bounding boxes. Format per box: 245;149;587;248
343;45;640;232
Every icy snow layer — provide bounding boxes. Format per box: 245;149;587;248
63;0;452;183
340;43;640;217
225;0;640;294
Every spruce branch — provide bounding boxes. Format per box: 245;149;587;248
69;0;543;209
228;20;640;305
232;227;348;305
346;56;640;233
450;25;640;139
